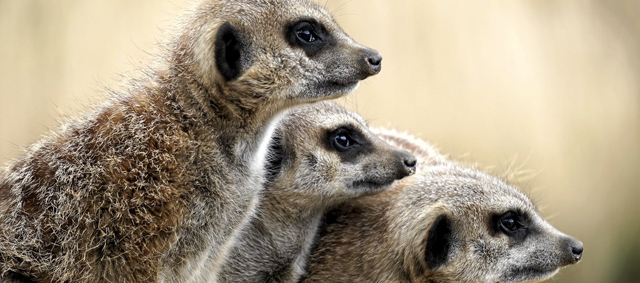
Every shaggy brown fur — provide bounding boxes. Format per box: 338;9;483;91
302;128;583;283
0;0;381;282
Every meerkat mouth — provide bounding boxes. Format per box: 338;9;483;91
503;266;559;283
309;80;360;100
351;178;395;192
327;80;359;92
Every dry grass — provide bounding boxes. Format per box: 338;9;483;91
1;1;638;281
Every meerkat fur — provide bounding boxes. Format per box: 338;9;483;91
218;102;417;283
302;128;583;283
0;0;383;282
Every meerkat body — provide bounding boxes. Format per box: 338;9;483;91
0;0;382;282
218;102;416;283
303;128;583;283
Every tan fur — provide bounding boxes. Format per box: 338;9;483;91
0;1;381;282
303;128;583;283
219;102;416;283
370;127;445;170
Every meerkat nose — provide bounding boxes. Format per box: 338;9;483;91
562;237;584;264
570;241;584;262
366;52;382;72
403;156;417;174
362;49;382;75
394;151;417;178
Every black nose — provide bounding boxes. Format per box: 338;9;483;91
366;53;382;73
562;237;583;265
395;151;417;179
404;156;417;173
570;242;583;262
361;49;382;76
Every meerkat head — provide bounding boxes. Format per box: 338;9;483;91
389;163;583;283
181;0;381;117
264;102;416;205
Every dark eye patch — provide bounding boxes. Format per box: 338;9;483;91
493;210;530;241
285;19;332;57
500;216;520;232
296;26;317;43
324;125;370;163
332;128;356;151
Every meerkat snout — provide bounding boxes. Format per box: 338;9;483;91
342;47;382;81
563;237;584;264
362;49;383;76
396;150;417;178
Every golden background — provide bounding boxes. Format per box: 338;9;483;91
1;1;638;282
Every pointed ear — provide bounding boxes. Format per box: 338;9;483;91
424;205;453;270
215;22;244;81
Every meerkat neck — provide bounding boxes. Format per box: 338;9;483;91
160;47;281;128
154;59;285;163
254;188;328;254
262;188;327;224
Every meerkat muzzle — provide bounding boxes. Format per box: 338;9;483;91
359;48;383;78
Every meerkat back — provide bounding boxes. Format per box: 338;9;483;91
303;129;583;283
0;0;382;282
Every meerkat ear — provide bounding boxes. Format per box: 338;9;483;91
215;22;244;81
424;208;453;270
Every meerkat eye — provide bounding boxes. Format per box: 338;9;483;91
286;20;329;57
497;211;526;235
335;134;351;147
334;133;354;149
293;22;321;43
500;217;518;231
296;28;317;43
331;128;357;152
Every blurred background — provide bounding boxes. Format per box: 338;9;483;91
0;1;638;282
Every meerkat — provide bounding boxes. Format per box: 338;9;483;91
217;102;417;283
0;0;382;282
302;129;584;283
